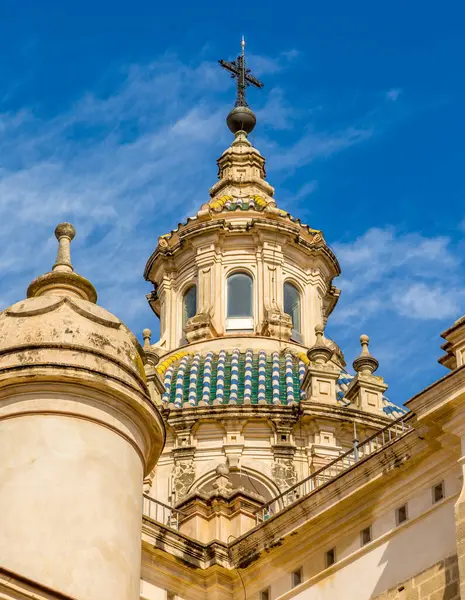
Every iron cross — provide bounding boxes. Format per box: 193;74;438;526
219;37;264;108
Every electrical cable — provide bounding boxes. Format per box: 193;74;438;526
227;534;247;600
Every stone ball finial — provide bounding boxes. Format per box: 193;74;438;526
226;106;257;135
307;324;333;365
315;323;325;340
27;222;97;303
53;222;76;274
142;328;152;349
55;222;76;241
360;334;369;349
353;333;379;375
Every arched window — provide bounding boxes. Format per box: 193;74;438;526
226;272;253;331
183;285;197;326
284;282;302;342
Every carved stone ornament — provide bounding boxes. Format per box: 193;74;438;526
272;459;297;492
261;307;292;340
184;311;217;343
172;460;196;501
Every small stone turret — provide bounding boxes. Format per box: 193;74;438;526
345;334;387;416
0;223;165;600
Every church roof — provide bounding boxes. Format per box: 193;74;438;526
157;349;405;418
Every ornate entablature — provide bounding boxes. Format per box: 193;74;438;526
141;48;406;513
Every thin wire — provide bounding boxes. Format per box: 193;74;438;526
228;534;247;600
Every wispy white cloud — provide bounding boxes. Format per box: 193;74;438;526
268;125;373;172
332;226;464;324
0;50;398;343
247;49;301;76
393;283;460;320
386;88;402;102
293;180;318;202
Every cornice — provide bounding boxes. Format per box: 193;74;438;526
144;213;340;282
405;363;465;420
0;565;76;600
142;517;231;569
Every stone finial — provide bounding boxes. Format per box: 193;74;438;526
26;222;97;303
353;334;379;375
142;328;152;349
307;324;333;365
53;223;76;273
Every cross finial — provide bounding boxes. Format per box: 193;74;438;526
219;38;264;109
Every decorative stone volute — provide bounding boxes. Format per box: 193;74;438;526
353;334;379;375
184;311;217;343
261;304;293;340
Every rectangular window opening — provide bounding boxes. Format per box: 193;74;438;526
361;526;372;546
325;548;336;568
260;588;270;600
433;481;445;504
396;504;408;525
291;567;302;588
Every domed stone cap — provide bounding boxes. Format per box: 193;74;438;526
226;106;257;134
0;223;148;394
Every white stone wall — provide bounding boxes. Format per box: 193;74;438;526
244;469;461;600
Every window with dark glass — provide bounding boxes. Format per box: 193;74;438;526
292;567;303;587
325;547;336;567
260;589;270;600
433;481;445;503
361;526;372;546
227;273;252;317
284;282;301;341
183;285;197;326
226;272;253;330
396;504;408;525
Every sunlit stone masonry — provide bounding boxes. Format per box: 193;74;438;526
1;41;465;600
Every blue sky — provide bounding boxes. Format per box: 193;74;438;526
0;1;464;406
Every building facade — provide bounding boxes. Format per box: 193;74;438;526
1;48;465;600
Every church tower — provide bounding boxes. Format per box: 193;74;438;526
142;40;404;541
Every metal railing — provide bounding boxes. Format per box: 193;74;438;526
256;413;412;525
143;493;186;531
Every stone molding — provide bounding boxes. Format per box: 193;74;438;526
0;565;76;600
